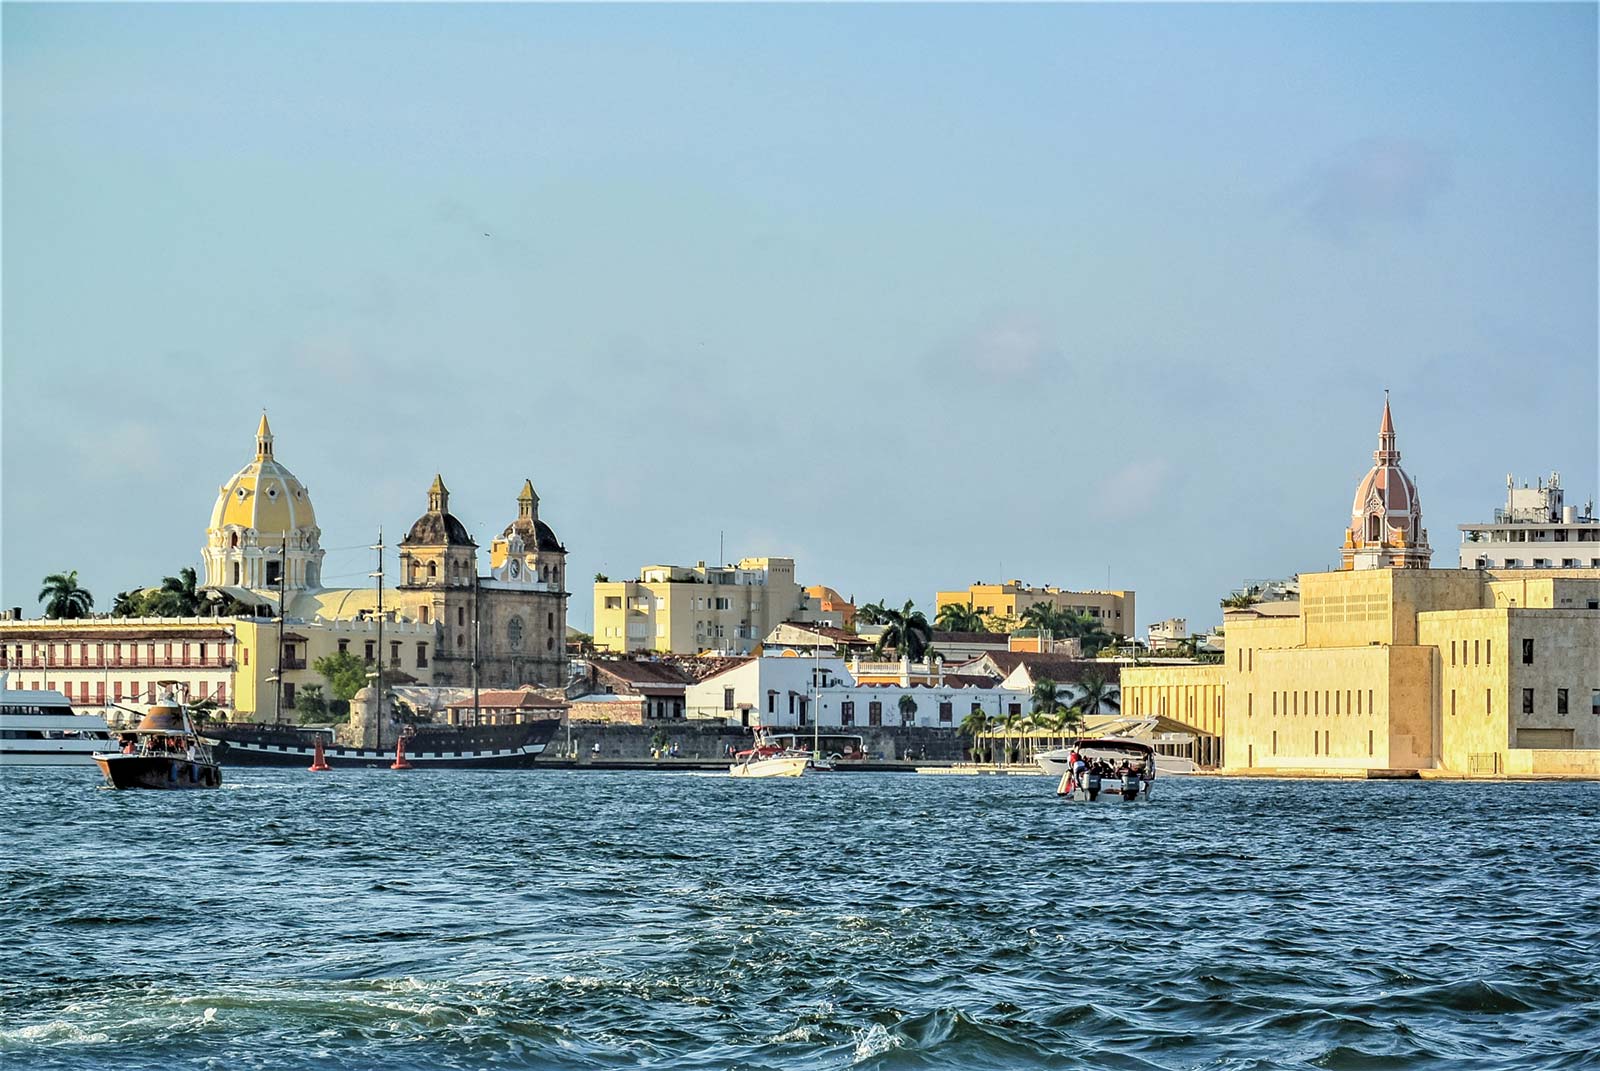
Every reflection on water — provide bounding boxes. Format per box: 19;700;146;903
2;769;1596;1069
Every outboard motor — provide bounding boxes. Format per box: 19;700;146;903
1121;770;1140;801
1085;769;1102;801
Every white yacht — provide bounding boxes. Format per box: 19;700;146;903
0;675;116;765
1035;716;1198;777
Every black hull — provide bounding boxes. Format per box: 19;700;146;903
201;719;560;771
95;754;223;790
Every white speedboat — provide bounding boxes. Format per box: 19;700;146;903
1035;716;1197;777
729;729;810;778
1039;736;1157;802
0;676;116;765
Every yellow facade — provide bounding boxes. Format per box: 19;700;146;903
1120;664;1225;766
1142;568;1600;777
934;581;1134;638
594;558;817;655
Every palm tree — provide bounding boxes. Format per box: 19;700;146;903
1019;602;1072;637
1071;669;1121;726
154;567;201;617
870;600;933;662
38;571;93;619
935;603;990;634
897;693;918;726
111;590;144;617
1067;614;1115;658
1221;591;1260;610
1000;709;1023;764
1031;676;1063;719
857;601;890;626
959;705;989;761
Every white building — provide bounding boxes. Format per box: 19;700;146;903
1459;473;1600;570
684;655;1029;730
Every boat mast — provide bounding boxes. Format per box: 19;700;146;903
472;569;480;726
372;529;384;750
274;536;287;723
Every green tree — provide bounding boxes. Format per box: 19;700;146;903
1221;591;1260;610
39;571;93;619
1000;709;1024;764
897;693;918;725
1067;614;1115;658
869;600;933;662
111;590;145;617
1071;670;1120;724
294;683;329;724
594;573;609;583
958;705;990;762
153;567;201;616
313;650;369;702
935;603;990;633
1019;602;1073;636
1031;676;1063;718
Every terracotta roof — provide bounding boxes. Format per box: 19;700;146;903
931;630;1006;645
591;660;694;688
981;652;1117;685
776;622;870;645
445;687;566;711
939;672;1000;689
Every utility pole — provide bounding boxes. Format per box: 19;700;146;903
372;529;385;751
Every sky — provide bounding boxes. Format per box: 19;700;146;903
3;3;1596;633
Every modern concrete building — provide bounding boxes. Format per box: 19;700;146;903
1458;472;1600;570
934;581;1134;639
593;557;840;655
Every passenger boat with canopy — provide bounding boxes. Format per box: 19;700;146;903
93;689;222;790
1047;735;1156;802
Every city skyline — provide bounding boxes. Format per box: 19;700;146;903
4;3;1596;631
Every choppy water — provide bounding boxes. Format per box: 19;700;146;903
2;768;1597;1070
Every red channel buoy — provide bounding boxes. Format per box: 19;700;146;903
309;736;331;772
390;735;413;771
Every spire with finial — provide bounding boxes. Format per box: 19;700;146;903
255;412;274;460
428;474;449;514
517;479;539;521
1374;390;1399;463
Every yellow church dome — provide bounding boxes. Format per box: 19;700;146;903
202;414;325;592
209;414;318;538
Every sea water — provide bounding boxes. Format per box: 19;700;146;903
1;768;1595;1070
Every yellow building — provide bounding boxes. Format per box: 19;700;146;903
3;414;569;722
935;581;1134;638
1124;396;1600;777
594;558;838;655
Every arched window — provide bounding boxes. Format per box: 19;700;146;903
1367;515;1380;542
507;617;524;650
230;532;240;548
546;636;554;651
427;561;438;581
419;605;430;624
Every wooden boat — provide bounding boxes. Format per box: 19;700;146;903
200;719;559;769
93;694;222;790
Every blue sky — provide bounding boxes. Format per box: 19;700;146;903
4;3;1596;632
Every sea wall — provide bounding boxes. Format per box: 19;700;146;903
552;721;968;762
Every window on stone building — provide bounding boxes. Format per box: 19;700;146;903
364;641;375;663
265;560;282;586
417;643;428;668
458;607;466;627
938;701;953;723
724;688;735;711
338;639;349;655
284;682;296;707
507;617;524;650
767;692;775;714
1522;688;1534;714
841;701;855;726
1557;689;1568;715
420;606;430;624
546;637;554;651
1450;690;1456;716
1522;638;1533;664
868;701;882;726
390;641;400;666
547;612;554;630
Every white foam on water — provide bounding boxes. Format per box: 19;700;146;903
852;1023;903;1062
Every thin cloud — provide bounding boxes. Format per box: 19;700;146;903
1293;137;1452;237
928;313;1066;382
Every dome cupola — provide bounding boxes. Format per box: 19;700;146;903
1341;393;1431;571
203;413;324;592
